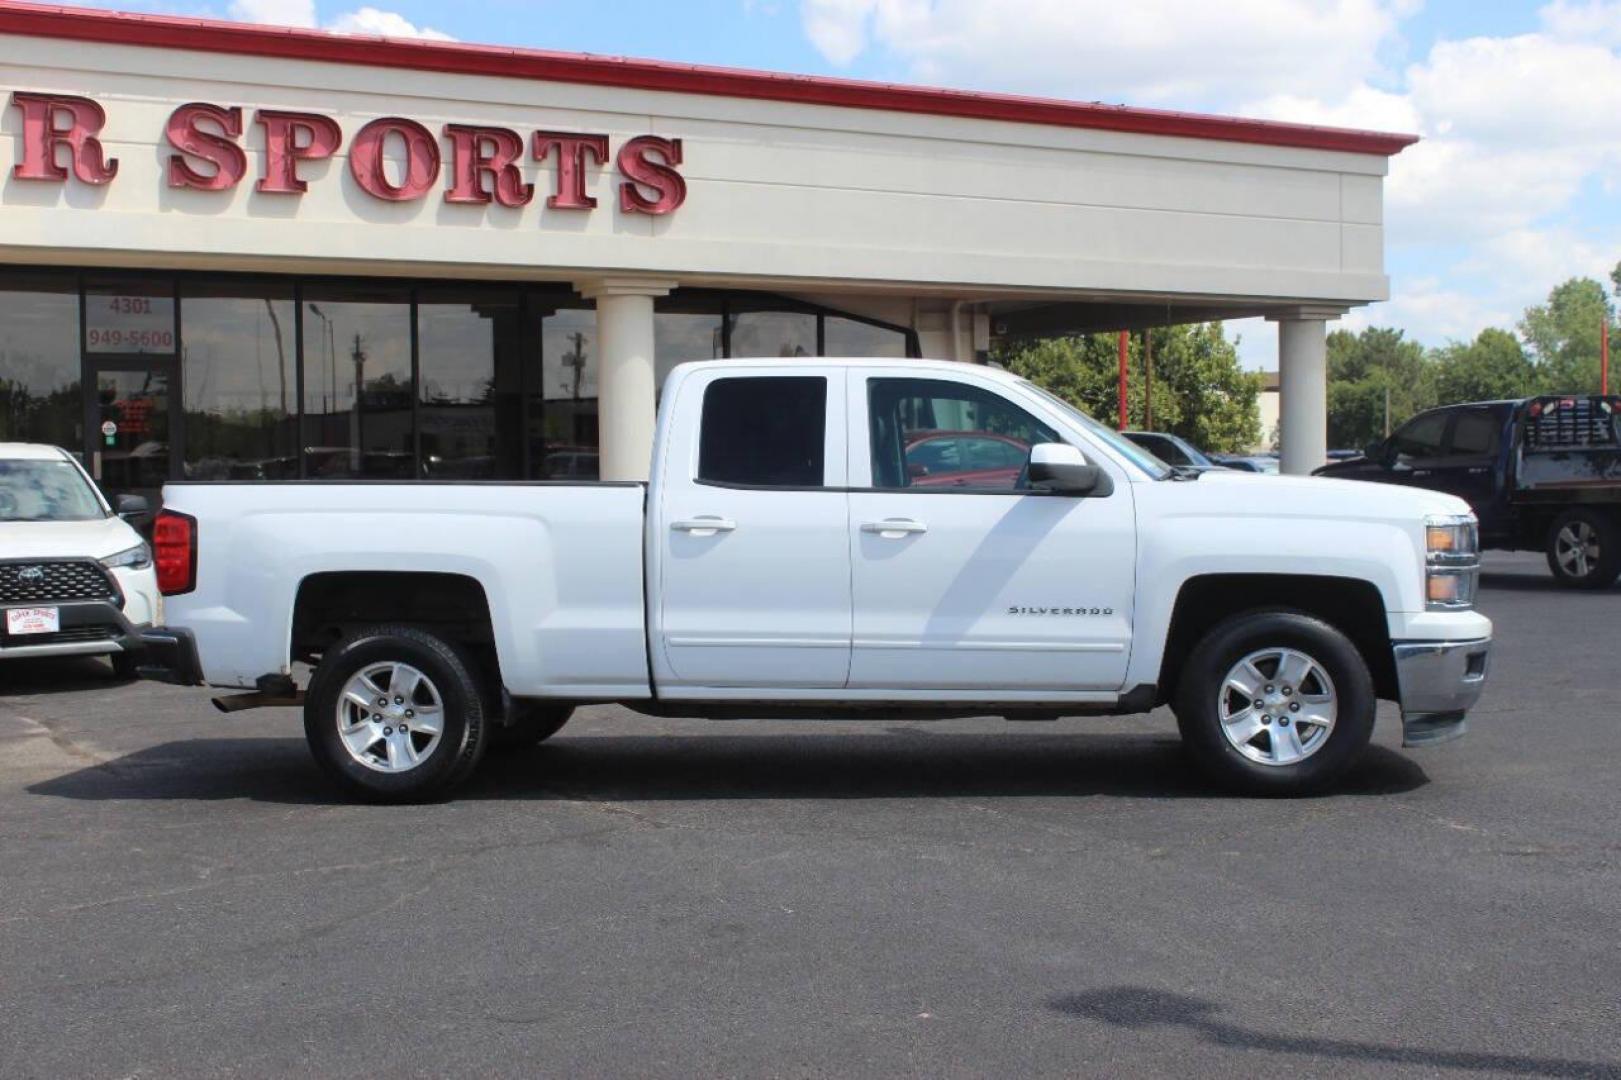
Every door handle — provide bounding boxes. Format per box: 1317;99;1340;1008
861;518;928;537
671;516;736;536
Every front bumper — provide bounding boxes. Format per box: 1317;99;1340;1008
0;600;145;661
1392;637;1492;747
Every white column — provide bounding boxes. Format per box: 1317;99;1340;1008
1268;307;1346;476
576;277;675;482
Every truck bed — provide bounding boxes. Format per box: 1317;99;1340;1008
158;481;652;696
1514;396;1621;502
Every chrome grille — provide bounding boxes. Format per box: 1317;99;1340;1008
0;560;119;605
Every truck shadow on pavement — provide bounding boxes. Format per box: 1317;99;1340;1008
27;732;1429;805
0;655;131;696
1048;987;1618;1079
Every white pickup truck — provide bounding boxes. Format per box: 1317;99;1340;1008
138;358;1492;801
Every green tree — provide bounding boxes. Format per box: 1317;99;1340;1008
1430;328;1535;404
1519;277;1615;394
1324;327;1435;449
1000;322;1261;453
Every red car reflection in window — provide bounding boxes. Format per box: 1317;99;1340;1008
902;431;1031;489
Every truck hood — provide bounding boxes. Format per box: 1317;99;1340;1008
1184;469;1473;520
0;516;145;561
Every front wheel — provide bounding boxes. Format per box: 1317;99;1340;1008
304;625;490;802
1545;508;1621;590
1173;610;1376;795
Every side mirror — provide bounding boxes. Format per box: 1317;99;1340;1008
1028;443;1113;497
115;493;150;521
1364;439;1388;463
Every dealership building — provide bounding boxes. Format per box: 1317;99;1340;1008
0;1;1414;504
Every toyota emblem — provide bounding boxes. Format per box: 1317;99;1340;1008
17;566;44;584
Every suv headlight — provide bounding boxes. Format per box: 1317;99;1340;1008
1425;514;1479;610
101;542;152;571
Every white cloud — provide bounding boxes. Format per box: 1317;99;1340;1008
226;0;453;41
1540;0;1621;46
326;6;455;40
1246;25;1621;247
798;0;1413;108
228;0;317;27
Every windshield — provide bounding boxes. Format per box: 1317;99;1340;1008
0;459;106;522
1017;381;1173;478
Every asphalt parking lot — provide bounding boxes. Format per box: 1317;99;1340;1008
1;551;1618;1079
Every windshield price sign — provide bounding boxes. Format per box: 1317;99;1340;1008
86;294;176;355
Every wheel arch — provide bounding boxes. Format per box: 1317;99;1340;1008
1157;574;1397;702
291;571;502;688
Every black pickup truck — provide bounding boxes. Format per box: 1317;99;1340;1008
1316;395;1621;589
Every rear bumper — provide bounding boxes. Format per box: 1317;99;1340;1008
134;626;204;686
0;601;144;661
1392;637;1492;747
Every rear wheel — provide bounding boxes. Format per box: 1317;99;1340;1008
1545;508;1621;589
490;702;574;750
304;625;489;802
1173;610;1376;795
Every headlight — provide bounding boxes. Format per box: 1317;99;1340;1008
1425;514;1479;610
101;542;152;571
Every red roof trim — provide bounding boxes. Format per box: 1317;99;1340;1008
0;1;1419;157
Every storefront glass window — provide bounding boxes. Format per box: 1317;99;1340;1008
825;315;908;358
418;288;523;479
655;295;724;389
302;286;414;478
728;308;817;359
530;297;600;479
84;276;177;357
180;282;298;480
0;272;81;451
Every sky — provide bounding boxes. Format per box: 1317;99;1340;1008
47;0;1621;369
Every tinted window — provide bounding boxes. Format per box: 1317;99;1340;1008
0;272;81;449
1133;433;1189;465
1392;411;1448;457
698;377;826;487
871;378;1056;490
1448;410;1501;457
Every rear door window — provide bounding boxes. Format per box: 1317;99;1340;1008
697;376;827;487
1447;409;1501;457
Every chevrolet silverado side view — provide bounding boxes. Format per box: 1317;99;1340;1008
138;359;1493;801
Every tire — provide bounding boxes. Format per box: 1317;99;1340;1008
303;624;490;802
109;649;140;680
1173;610;1376;795
1545;508;1621;590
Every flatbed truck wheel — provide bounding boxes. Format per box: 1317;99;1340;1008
1545;508;1621;589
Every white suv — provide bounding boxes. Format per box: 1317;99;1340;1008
0;444;162;677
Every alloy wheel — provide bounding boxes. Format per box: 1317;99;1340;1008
335;661;445;773
1216;647;1337;767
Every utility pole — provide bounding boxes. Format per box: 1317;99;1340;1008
1603;318;1611;396
1143;328;1154;431
1117;330;1128;430
1384;384;1391;437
